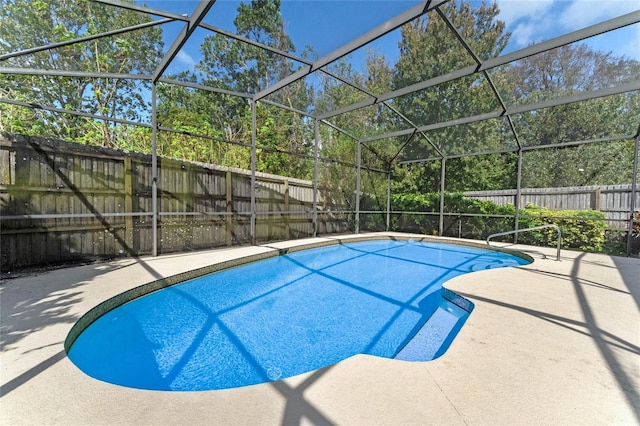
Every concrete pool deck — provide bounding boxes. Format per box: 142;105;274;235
1;232;639;425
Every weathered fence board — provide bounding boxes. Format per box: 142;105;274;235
1;134;351;271
464;185;639;228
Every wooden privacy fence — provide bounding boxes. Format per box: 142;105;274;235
463;185;639;229
0;134;351;271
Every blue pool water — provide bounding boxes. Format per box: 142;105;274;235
67;240;529;391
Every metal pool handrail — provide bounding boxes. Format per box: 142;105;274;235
487;224;562;261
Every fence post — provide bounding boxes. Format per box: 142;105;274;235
124;157;134;251
284;179;290;239
514;149;523;243
226;169;232;246
151;83;158;256
386;170;391;232
627;131;639;256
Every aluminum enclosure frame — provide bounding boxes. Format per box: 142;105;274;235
1;0;638;256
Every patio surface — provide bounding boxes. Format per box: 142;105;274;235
1;232;639;425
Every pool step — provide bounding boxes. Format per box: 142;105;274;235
394;295;472;361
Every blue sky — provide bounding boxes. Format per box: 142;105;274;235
494;0;640;58
144;0;640;76
150;0;417;74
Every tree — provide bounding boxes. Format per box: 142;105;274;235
391;0;513;192
154;73;253;166
315;50;396;214
186;0;314;175
0;0;163;147
199;0;294;95
497;44;640;187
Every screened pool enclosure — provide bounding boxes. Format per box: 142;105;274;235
0;0;639;269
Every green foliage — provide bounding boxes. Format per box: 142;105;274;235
602;229;631;256
392;1;514;193
390;191;512;216
444;153;518;192
496;44;640;188
199;0;295;95
0;99;48;135
168;0;315;175
518;205;608;251
316;51;395;211
389;193;608;252
388;192;514;237
253;103;314;178
521;139;636;188
0;0;163;146
155;81;251;166
632;210;640;238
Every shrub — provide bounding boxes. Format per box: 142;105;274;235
387;193;608;252
603;229;629;256
389;192;514;239
518;205;607;251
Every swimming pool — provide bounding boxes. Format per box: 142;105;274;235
66;239;530;391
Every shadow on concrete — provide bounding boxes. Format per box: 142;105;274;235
0;256;165;397
569;253;640;422
1;262;123;351
0;350;66;397
612;255;640;311
457;252;640;422
271;366;337;426
521;268;631;295
455;292;640;356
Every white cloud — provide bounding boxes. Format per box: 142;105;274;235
496;0;640;54
512;18;570;47
509;21;540;46
495;0;557;47
559;0;640;32
556;1;640;60
176;50;196;67
495;0;556;24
